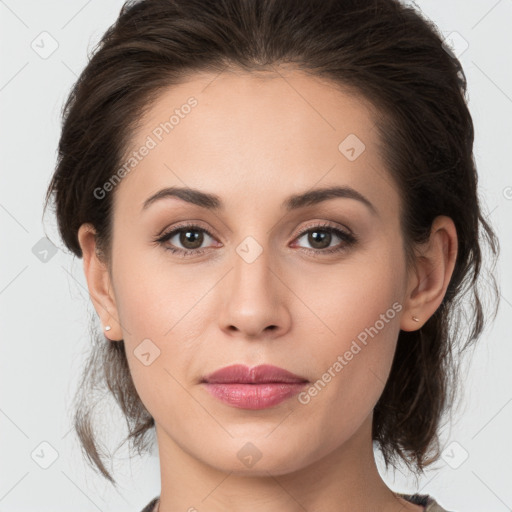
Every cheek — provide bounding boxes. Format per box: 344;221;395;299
109;245;215;407
111;238;200;339
293;243;405;348
294;244;405;417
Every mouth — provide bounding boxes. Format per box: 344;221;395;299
201;364;309;410
201;363;309;384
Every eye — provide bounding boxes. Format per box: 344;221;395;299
154;221;357;258
292;222;357;255
154;223;219;257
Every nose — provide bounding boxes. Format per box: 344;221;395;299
218;244;292;340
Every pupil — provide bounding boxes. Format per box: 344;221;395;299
309;230;331;249
181;230;203;249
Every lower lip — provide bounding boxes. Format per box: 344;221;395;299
202;382;308;409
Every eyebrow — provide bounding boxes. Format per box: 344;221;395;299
141;185;378;216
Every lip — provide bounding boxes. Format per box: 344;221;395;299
201;364;309;410
202;364;308;384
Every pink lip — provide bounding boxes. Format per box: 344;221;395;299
201;364;309;410
202;364;308;384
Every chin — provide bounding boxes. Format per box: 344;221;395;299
197;438;313;477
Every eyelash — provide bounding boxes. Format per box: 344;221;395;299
154;221;357;258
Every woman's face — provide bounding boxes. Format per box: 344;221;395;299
88;68;418;475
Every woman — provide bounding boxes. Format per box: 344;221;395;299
44;0;500;510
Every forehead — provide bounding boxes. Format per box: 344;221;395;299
114;67;399;220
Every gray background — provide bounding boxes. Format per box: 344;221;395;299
1;0;511;511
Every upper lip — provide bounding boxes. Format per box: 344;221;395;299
202;364;309;384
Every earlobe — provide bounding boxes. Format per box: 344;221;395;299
77;223;122;341
400;215;458;332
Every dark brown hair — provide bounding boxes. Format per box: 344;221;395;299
44;0;500;486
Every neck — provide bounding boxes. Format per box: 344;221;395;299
154;413;420;512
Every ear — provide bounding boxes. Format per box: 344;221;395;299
400;215;458;332
77;223;122;341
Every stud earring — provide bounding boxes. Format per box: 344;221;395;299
105;325;112;331
412;316;419;322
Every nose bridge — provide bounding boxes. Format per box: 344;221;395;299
219;236;290;337
231;236;276;304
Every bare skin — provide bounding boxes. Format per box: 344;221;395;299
78;66;457;512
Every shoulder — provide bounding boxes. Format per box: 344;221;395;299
397;492;455;512
140;496;159;512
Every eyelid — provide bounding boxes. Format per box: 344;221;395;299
154;221;220;258
293;220;353;238
156;220;351;243
155;219;357;257
290;221;357;254
157;221;219;246
155;219;214;238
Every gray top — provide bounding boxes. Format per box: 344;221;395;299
141;493;453;511
398;493;453;511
